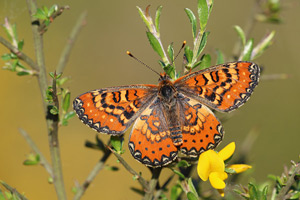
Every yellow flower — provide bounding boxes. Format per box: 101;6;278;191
197;142;252;196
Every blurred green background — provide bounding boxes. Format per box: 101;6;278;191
0;0;299;199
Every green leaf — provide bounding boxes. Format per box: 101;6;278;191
64;111;75;121
18;40;24;51
130;187;145;195
158;60;166;68
252;31;276;60
290;191;300;199
17;61;26;69
0;191;6;200
197;31;210;58
248;183;259;199
187;191;198;200
187;178;199;198
184;8;197;39
42;6;49;17
11;59;18;71
33;8;48;20
241;39;254;61
184;46;193;64
105;166;119;171
146;32;165;59
216;49;224;64
192;60;202;69
198;54;211;70
164;64;176;80
71;186;78;194
1;54;12;61
23;154;40;165
16;71;30;76
171;184;182;200
49;72;55;79
262;185;268;199
136;6;152;32
172;169;186;179
110;136;123;153
198;0;209;33
62;92;70;113
176;160;191;168
49;5;58;16
50;106;59;115
225;167;236;174
168;43;174;63
155;6;163;35
57;77;70;86
234;25;246;47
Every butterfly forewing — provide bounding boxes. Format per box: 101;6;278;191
73;85;157;135
175;62;260;112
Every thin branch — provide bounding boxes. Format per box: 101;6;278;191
232;0;261;58
107;146;149;190
0;181;28;200
143;168;162;200
56;11;87;74
18;128;53;176
26;0;67;199
0;36;39;71
275;163;300;200
49;73;67;200
73;148;112;200
39;5;70;35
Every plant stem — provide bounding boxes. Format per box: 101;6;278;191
39;5;70;35
19;128;53;176
0;36;39;71
56;11;87;74
107;146;149;190
26;0;67;199
73;149;112;200
275;163;300;200
143;168;162;200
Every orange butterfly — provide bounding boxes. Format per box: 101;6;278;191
73;62;259;167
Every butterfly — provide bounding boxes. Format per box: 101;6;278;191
73;62;260;167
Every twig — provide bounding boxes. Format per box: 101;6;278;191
143;168;162;200
153;174;174;200
56;11;87;74
0;36;39;71
232;0;261;58
39;5;70;35
275;163;300;200
73;148;112;200
49;73;67;200
26;0;67;199
107;146;149;190
18;128;53;176
0;181;28;200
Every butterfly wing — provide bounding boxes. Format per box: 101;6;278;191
178;95;224;157
73;85;157;135
128;98;178;167
175;62;260;112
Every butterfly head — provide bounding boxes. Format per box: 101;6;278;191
158;73;177;104
159;72;171;82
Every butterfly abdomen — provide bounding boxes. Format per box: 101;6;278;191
169;126;183;146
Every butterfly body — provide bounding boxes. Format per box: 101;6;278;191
73;61;260;167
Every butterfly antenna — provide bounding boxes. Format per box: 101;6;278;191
126;51;160;76
171;40;186;66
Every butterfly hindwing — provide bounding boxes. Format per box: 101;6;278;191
175;62;260;112
73;85;157;135
178;96;224;157
128;98;178;167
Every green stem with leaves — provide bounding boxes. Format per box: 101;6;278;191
26;0;67;199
